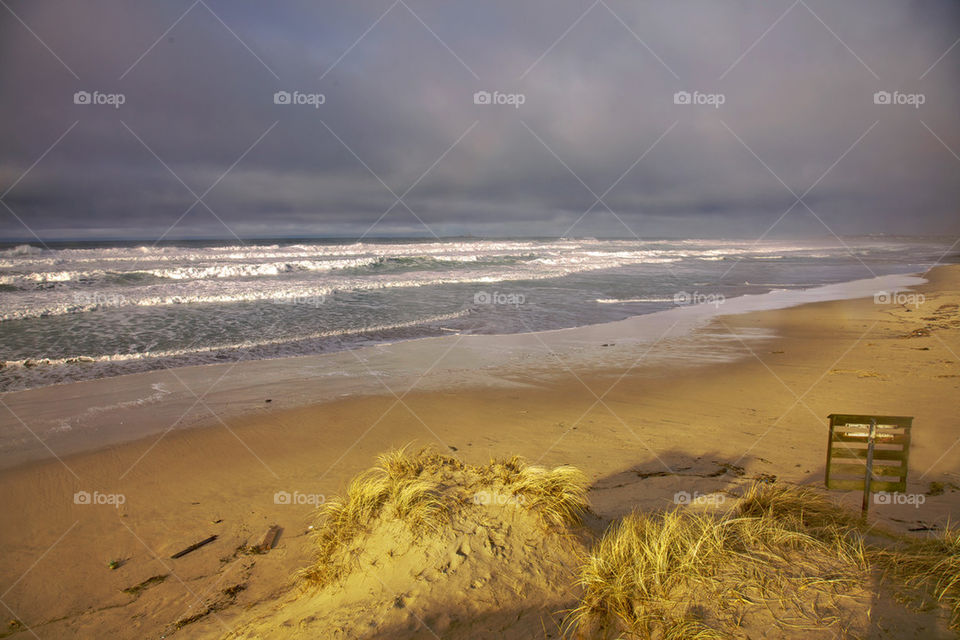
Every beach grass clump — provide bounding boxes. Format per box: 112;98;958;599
299;446;588;588
299;466;445;586
872;526;960;629
376;446;465;480
373;446;588;528
736;481;870;569
493;458;589;528
569;483;867;639
736;481;861;536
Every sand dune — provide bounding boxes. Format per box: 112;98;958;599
226;450;588;639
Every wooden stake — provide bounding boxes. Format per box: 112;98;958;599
861;418;877;518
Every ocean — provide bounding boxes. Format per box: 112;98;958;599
0;236;951;392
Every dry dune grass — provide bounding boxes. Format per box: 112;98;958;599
743;483;960;630
737;482;862;535
299;446;589;588
274;448;957;638
569;483;870;639
737;482;870;569
873;526;960;630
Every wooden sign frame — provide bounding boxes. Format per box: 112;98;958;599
825;414;912;516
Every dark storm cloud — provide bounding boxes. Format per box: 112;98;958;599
1;0;958;240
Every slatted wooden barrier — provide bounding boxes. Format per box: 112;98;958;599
825;414;912;516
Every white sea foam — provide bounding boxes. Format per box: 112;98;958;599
51;382;173;434
596;297;676;303
0;238;938;321
2;310;470;369
0;244;44;257
0;238;946;393
0;256;384;285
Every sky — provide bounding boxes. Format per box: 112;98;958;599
1;0;958;241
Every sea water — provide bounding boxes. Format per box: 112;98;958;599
0;236;951;392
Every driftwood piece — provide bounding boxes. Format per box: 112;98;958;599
254;525;282;552
171;534;218;559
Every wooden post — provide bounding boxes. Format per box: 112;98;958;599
861;418;876;518
824;416;835;488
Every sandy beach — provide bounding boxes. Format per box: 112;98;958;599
4;1;960;635
2;264;959;638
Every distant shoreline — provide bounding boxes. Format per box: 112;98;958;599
0;268;931;470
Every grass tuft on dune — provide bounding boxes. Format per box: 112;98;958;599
569;483;869;639
737;482;861;536
286;449;957;638
740;480;960;629
873;526;960;630
299;446;588;588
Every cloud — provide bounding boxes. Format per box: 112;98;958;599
1;0;958;239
